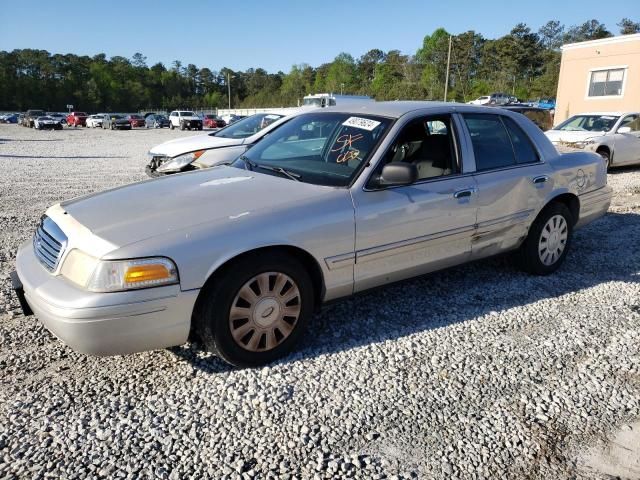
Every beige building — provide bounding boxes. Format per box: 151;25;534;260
555;33;640;124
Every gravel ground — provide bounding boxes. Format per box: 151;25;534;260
0;123;639;479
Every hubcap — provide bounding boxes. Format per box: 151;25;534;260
538;214;568;266
229;272;301;352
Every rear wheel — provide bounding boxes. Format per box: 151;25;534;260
193;252;314;367
516;202;573;275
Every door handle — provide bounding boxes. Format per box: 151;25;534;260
532;175;549;184
453;188;474;199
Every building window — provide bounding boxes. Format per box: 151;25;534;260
588;68;625;97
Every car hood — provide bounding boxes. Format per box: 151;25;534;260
545;130;606;143
149;133;244;157
57;166;332;248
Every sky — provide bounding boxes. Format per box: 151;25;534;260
1;0;637;73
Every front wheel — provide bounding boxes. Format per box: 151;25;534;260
193;253;314;367
597;149;610;170
170;122;174;130
516;202;573;275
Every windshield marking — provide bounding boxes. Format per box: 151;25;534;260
342;116;381;131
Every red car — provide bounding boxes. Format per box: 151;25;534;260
66;111;88;127
126;114;146;128
203;114;226;129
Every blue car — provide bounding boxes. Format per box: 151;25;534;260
0;113;19;124
536;98;556;110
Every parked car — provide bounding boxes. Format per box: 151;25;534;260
12;102;612;367
66;111;88;127
126;114;146;128
488;92;510;105
22;109;46;127
494;105;553;131
203;114;226;129
536;98;556;110
168;111;203;130
545;112;640;168
0;113;19;124
467;96;491;105
146;112;288;176
221;114;245;125
145;114;170;129
86;115;104;128
48;113;67;125
102;114;132;130
34;116;63;130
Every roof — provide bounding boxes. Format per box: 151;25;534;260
561;33;640;51
569;111;632;116
321;101;463;118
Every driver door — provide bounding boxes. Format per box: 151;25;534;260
351;114;478;292
613;115;640;165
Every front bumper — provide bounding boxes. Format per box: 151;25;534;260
14;240;198;356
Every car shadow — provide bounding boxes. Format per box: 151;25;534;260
609;165;640;175
170;211;639;370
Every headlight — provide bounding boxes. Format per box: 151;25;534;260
157;150;205;173
573;139;596;149
61;251;179;292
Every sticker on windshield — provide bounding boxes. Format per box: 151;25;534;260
342;117;381;131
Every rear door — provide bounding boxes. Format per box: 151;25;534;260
460;113;554;259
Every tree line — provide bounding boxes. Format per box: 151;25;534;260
1;18;638;113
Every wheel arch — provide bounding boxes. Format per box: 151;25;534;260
194;244;326;319
544;192;580;226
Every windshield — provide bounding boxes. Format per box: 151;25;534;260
555;115;619;132
231;112;391;187
130;115;142;119
303;98;325;106
179;111;195;116
111;115;123;119
214;113;284;139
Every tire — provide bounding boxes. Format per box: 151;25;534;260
193;252;314;367
597;149;610;170
110;123;114;130
170;122;174;130
516;202;573;275
180;122;185;131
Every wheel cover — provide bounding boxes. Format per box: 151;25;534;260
538;214;568;266
229;272;301;352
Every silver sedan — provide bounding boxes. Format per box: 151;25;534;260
13;102;612;367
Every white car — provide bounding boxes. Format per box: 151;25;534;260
168;110;203;130
468;96;491;105
146;111;297;176
545;112;640;169
86;115;104;128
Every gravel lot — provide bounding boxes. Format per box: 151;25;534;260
1;123;639;479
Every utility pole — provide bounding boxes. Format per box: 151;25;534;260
227;73;231;110
340;83;344;95
444;35;452;102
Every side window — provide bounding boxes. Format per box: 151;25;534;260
376;115;459;181
619;115;639;132
463;114;516;171
502;117;540;164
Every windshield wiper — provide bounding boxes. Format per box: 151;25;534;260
239;155;257;171
238;155;301;181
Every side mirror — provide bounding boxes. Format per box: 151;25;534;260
617;126;632;134
374;163;418;187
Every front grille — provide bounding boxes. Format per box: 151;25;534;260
33;216;67;271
